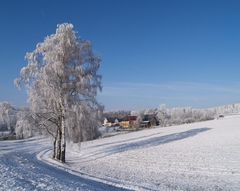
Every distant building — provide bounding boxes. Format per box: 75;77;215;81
103;118;113;127
104;114;158;129
119;115;137;128
141;114;159;128
103;117;120;127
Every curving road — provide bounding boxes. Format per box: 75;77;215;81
0;138;131;191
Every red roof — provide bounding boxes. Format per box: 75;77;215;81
128;116;137;121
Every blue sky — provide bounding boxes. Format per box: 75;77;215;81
1;0;240;110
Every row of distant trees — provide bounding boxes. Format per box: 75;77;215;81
2;101;240;138
145;105;215;127
103;103;240;128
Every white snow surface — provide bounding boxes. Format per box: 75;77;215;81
0;137;129;191
44;115;240;191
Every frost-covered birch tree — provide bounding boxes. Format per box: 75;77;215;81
15;23;102;162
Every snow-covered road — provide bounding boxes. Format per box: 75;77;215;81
0;138;130;191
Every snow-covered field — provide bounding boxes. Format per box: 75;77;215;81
42;115;240;191
1;116;240;191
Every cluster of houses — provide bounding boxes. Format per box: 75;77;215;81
103;114;159;129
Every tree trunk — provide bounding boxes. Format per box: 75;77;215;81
56;129;62;160
60;101;66;163
60;116;66;163
53;137;57;159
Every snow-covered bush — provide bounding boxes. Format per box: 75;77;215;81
0;102;17;133
15;108;34;139
15;119;32;139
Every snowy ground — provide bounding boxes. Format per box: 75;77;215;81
42;115;240;191
1;116;240;191
0;137;130;191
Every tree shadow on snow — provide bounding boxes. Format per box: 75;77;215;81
88;131;164;149
77;127;211;163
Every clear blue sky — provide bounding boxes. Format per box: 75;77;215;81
1;0;240;110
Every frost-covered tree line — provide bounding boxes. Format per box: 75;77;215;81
139;105;216;127
212;103;240;115
154;105;216;126
139;103;240;127
15;23;102;162
4;102;240;139
103;103;240;128
103;110;131;121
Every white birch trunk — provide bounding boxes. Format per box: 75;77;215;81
60;99;66;162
